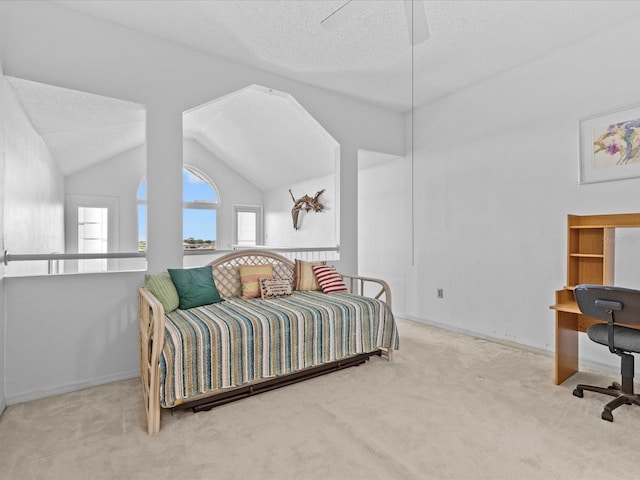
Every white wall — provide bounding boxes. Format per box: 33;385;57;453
0;1;403;403
66;144;145;252
65;144;146;273
66;139;265;271
264;174;337;248
185;141;341;265
405;17;640;374
2;1;404;275
3;78;65;276
184;138;263;253
357;150;410;317
4;272;143;403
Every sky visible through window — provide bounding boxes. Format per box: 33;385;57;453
137;169;217;244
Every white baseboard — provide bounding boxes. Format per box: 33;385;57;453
402;315;552;356
6;370;139;405
402;315;621;377
577;358;619;376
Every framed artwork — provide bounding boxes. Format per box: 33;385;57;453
579;105;640;184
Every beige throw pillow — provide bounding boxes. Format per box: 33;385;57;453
239;264;274;299
294;259;326;291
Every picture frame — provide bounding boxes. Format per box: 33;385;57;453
579;104;640;184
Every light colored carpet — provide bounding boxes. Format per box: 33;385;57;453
1;318;639;480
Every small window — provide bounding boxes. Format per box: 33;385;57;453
65;195;118;274
77;206;108;272
234;205;263;247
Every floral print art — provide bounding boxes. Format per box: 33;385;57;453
593;118;640;169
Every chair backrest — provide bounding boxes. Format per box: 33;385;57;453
574;284;640;326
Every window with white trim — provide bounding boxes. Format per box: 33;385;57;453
233;205;263;247
65;194;119;274
137;166;219;252
77;206;108;272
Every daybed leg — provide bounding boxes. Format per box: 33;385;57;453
149;401;160;435
383;348;393;362
142;380;160;434
146;367;161;434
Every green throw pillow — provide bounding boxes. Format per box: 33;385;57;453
144;273;180;313
167;266;222;309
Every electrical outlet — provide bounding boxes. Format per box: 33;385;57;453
437;288;443;299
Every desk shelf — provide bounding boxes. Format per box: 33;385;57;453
567;220;614;287
550;301;581;315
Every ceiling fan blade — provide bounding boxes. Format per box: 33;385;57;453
404;0;430;45
320;0;373;31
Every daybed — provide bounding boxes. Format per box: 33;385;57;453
138;249;399;434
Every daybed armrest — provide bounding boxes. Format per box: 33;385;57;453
340;274;392;310
138;286;166;435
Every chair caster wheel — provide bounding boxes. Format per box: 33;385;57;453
573;388;583;398
601;410;613;422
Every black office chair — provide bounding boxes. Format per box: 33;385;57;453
572;284;640;421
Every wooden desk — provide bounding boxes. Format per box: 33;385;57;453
551;287;640;384
552;288;599;384
552;213;640;384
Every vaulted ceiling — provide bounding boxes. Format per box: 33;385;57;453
5;76;146;176
10;0;640;183
53;0;640;112
6;77;335;190
184;85;337;191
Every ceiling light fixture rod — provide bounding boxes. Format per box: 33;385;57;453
410;0;415;266
404;0;430;46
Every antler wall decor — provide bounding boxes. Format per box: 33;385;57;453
289;189;325;230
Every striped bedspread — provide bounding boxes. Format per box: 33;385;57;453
159;291;399;408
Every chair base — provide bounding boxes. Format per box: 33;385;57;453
573;381;640;422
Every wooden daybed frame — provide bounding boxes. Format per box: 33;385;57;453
138;249;394;434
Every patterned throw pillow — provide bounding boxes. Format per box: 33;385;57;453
144;272;180;313
312;265;348;294
259;278;293;299
294;259;326;291
239;264;274;298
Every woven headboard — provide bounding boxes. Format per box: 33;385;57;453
207;249;295;299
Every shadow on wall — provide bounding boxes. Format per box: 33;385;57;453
357;149;410;316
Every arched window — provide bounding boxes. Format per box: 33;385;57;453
137;166;219;252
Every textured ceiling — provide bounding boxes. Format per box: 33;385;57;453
5;76;146;176
184;85;337;191
53;0;640;112
6;76;335;189
12;0;640;180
